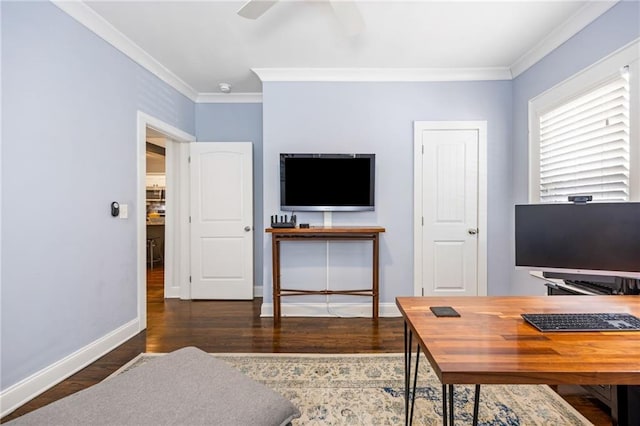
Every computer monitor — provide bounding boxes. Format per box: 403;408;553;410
515;202;640;279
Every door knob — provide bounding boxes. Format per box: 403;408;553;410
244;226;252;232
468;228;478;235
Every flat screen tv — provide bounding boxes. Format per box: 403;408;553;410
515;202;640;279
280;153;375;212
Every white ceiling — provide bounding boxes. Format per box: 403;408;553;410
75;0;616;98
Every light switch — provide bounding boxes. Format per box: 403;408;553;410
119;204;128;219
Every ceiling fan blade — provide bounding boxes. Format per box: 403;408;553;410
237;0;278;19
329;0;365;36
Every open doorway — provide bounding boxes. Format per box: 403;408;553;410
136;111;195;332
145;129;166;302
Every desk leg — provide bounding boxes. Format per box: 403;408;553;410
372;234;379;319
448;384;454;426
271;237;281;326
441;383;480;425
442;385;448;426
438;385;454;425
411;346;420;425
472;384;480;426
404;322;411;426
404;322;420;426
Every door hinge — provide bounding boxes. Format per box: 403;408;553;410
189;216;191;223
421;217;424;226
421;145;424;154
421;288;424;296
189;276;192;283
188;156;191;163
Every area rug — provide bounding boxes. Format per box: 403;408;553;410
117;353;592;425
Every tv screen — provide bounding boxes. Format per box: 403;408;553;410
515;202;640;278
280;153;375;212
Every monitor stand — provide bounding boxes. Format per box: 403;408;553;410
324;211;332;227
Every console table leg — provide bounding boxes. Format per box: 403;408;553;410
372;234;380;319
272;238;281;326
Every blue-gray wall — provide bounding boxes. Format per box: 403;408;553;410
510;0;640;294
1;1;194;389
195;103;264;288
262;81;513;305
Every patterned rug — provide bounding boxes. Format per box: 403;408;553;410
118;353;592;425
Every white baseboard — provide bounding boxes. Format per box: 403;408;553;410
164;285;261;299
260;302;400;318
164;286;181;298
253;285;263;298
0;318;140;418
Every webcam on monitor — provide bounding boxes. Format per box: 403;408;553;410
568;195;592;204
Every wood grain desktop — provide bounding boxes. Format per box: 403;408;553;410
396;295;640;386
397;295;640;425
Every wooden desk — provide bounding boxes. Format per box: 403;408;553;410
396;296;640;425
266;226;385;325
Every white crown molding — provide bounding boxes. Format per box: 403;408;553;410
52;1;198;102
252;67;513;83
510;0;619;78
52;0;619;99
197;93;263;104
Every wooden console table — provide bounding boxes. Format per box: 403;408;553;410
266;226;385;325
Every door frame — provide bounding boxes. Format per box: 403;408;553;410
413;121;488;297
136;111;195;331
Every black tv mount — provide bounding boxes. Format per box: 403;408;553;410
568;195;592;204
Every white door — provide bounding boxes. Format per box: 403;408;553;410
414;122;487;297
190;142;253;299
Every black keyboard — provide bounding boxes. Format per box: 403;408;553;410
522;313;640;332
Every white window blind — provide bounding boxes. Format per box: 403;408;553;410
538;72;630;203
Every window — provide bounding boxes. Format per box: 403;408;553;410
529;40;639;203
538;72;630;202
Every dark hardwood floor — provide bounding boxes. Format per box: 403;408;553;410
2;267;614;424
